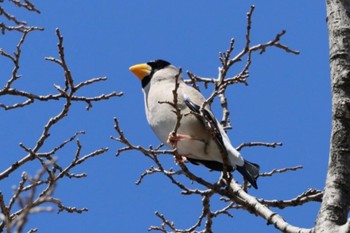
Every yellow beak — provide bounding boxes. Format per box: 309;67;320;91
129;63;152;80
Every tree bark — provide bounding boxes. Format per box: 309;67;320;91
315;1;350;232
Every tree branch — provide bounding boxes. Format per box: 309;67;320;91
316;0;350;232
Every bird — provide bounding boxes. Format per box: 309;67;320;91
129;59;260;189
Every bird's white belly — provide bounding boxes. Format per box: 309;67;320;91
149;115;223;162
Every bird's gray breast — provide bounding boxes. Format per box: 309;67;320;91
145;81;180;143
145;80;208;147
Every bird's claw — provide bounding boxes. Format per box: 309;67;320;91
168;132;191;165
173;155;187;164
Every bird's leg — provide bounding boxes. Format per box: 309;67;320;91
167;132;193;146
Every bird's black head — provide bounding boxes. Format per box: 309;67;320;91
147;59;171;70
141;59;171;88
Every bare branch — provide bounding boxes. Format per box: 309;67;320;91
260;165;303;177
0;18;120;232
236;141;283;151
186;6;299;132
0;1;41;34
10;0;41;14
149;212;177;232
259;189;323;209
226;180;313;233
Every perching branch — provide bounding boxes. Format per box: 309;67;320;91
112;5;318;233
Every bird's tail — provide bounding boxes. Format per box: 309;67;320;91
236;160;260;189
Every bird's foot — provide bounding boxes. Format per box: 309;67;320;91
167;133;192;147
168;132;192;165
174;155;187;164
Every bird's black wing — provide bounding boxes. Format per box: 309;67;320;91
186;158;233;171
183;94;259;188
183;94;225;149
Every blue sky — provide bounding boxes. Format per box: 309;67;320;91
0;1;330;232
